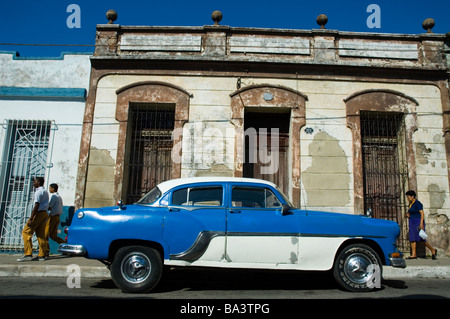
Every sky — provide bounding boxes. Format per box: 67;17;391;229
0;0;449;57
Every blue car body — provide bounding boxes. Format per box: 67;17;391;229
60;177;405;272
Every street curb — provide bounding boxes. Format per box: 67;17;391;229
383;265;450;279
0;264;110;278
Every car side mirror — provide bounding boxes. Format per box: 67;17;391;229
282;204;292;215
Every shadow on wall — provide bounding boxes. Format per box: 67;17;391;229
302;131;350;208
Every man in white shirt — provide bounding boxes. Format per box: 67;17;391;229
17;177;49;262
45;183;66;257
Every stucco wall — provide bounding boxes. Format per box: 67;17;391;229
83;74;449;254
87;75;448;212
0;52;91;206
0;53;91;89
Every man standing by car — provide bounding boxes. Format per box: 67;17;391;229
45;183;66;257
17;177;49;262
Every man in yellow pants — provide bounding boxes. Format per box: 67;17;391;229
45;183;66;258
17;177;49;262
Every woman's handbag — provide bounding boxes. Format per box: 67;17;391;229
419;229;429;239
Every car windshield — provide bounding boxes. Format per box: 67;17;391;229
276;187;294;207
136;187;162;205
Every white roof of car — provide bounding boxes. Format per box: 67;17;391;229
157;177;277;194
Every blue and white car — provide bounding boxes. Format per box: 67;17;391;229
59;177;405;293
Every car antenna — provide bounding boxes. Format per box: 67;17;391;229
300;182;308;215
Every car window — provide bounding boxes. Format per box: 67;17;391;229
172;188;188;205
232;186;281;208
137;187;162;205
159;192;169;206
171;186;223;206
265;189;282;208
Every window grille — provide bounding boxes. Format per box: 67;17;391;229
0;120;54;251
125;103;175;204
361;111;409;250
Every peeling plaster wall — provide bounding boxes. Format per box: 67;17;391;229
84;75;238;206
409;86;450;254
414;124;450;254
0;53;91;89
0;100;86;204
77;26;450;254
302;131;351;211
0;52;91;207
87;74;450;254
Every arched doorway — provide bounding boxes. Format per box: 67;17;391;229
345;89;419;249
115;81;191;203
230;84;307;206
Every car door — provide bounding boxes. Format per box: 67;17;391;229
226;184;300;266
163;184;227;263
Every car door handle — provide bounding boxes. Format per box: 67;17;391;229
229;209;241;214
168;207;180;212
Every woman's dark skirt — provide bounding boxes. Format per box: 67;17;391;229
409;218;426;242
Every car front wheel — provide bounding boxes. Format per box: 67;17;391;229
110;245;162;293
333;243;382;292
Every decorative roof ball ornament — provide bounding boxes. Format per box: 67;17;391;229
316;14;328;29
211;10;223;26
106;10;118;24
422;18;435;33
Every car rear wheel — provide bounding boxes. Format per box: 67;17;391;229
333;243;382;292
110;245;162;293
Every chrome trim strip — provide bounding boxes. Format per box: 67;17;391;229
170;231;225;262
300;233;387;239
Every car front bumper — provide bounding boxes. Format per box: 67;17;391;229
389;256;406;268
58;244;86;255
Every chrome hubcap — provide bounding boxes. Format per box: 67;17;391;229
344;253;374;284
121;252;151;284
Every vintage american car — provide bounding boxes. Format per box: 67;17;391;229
59;177;405;293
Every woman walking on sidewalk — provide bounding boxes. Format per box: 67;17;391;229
406;190;437;260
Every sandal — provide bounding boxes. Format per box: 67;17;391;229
406;256;417;259
432;250;437;260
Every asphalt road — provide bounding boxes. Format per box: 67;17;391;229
1;267;449;299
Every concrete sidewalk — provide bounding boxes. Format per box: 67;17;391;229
1;253;450;279
0;254;110;278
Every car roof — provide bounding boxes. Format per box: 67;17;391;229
156;177;278;194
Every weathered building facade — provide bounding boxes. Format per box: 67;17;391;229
0;52;91;252
76;13;450;254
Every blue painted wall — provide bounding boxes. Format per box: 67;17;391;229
49;206;75;254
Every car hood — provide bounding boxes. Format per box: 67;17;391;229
294;209;400;239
